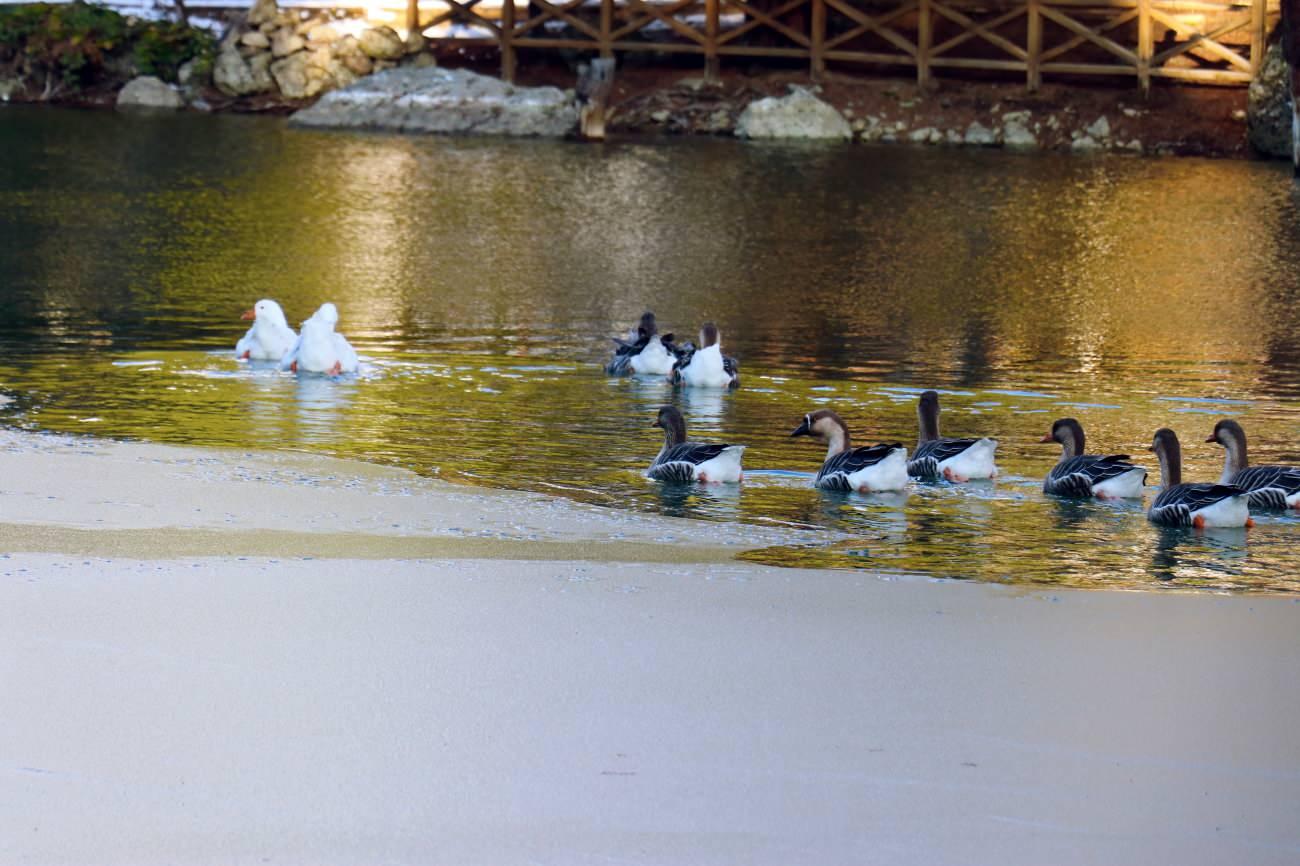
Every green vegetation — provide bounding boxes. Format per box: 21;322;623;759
0;2;213;99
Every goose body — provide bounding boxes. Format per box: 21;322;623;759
235;299;297;362
280;303;359;376
906;391;998;481
647;406;744;483
606;312;679;376
1041;418;1147;499
1147;428;1251;528
1207;419;1300;510
791;409;908;493
671;323;739;389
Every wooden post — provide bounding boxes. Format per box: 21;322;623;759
1137;0;1152;96
578;57;616;140
811;0;826;79
406;0;420;44
1026;0;1040;91
501;0;516;82
705;0;720;79
601;0;614;59
917;0;932;87
1251;0;1267;74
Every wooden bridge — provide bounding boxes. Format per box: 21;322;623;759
405;0;1280;90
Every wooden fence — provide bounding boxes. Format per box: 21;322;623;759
411;0;1279;89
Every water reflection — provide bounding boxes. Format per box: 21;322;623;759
4;108;1300;591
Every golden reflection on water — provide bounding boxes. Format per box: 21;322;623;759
3;108;1300;591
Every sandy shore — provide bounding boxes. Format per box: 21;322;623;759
2;429;1298;865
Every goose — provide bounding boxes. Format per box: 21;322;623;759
235;299;297;362
280;303;359;376
647;405;745;483
791;409;908;492
606;312;679;376
1147;428;1251;528
906;390;998;481
670;322;739;389
1040;417;1147;499
1206;419;1300;510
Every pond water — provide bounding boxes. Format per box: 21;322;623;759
3;106;1300;592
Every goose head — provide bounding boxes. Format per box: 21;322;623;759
243;299;289;328
652;405;687;446
1148;428;1183;488
699;322;720;349
637;311;658;340
1207;419;1248;483
917;390;941;443
791;409;851;458
1041;417;1086;460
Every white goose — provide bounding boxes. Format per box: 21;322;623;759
906;390;998;481
1147;428;1251;528
670;323;739;389
791;409;908;493
1041;417;1147;499
280;303;359;376
647;405;745;483
235;299;297;362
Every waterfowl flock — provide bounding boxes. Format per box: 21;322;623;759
236;299;358;376
607;311;1300;531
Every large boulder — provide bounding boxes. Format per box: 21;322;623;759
734;87;851;140
271;46;336;99
359;26;405;60
1248;41;1292;158
214;46;274;96
116;75;184;110
289;67;579;137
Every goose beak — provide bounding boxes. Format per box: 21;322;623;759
650;419;660;428
240;309;256;320
1204;435;1217;443
1146;445;1155;452
1038;434;1054;443
791;420;811;437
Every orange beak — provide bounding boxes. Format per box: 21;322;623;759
240;309;256;320
1038;434;1054;443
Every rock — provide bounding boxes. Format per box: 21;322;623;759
1232;108;1246;121
944;129;963;145
1001;109;1031;124
1070;135;1101;153
703;109;732;134
734;87;851;140
241;31;271;49
410;52;438;69
116;76;184;111
333;36;374;76
1123;139;1144;153
271;46;336;99
359;26;405;60
651;109;670;123
306;23;339;44
850;118;865;132
1248;41;1292;158
272;28;306;57
1086;115;1110;140
0;78;20;102
247;0;278;26
289;67;580;137
1002;118;1037;149
908;126;936;142
963;121;996;146
177;60;195;86
214;46;271;96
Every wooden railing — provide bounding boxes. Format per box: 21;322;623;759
414;0;1279;89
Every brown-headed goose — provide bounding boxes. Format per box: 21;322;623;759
791;409;908;492
235;299;296;362
906;390;998;481
670;323;739;389
647;405;745;483
605;312;679;377
1206;419;1300;510
1147;428;1251;528
1040;417;1146;499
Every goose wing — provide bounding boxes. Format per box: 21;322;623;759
817;443;903;489
908;437;980;477
1149;483;1245;525
648;442;733;482
278;332;303;371
1231;465;1300;509
1045;454;1139;496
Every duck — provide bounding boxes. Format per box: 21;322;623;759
1040;417;1147;499
647;405;745;483
791;409;908;492
906;390;998;481
1205;419;1300;510
235;299;297;362
280;303;359;376
670;322;739;389
606;312;681;377
1147;427;1251;528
